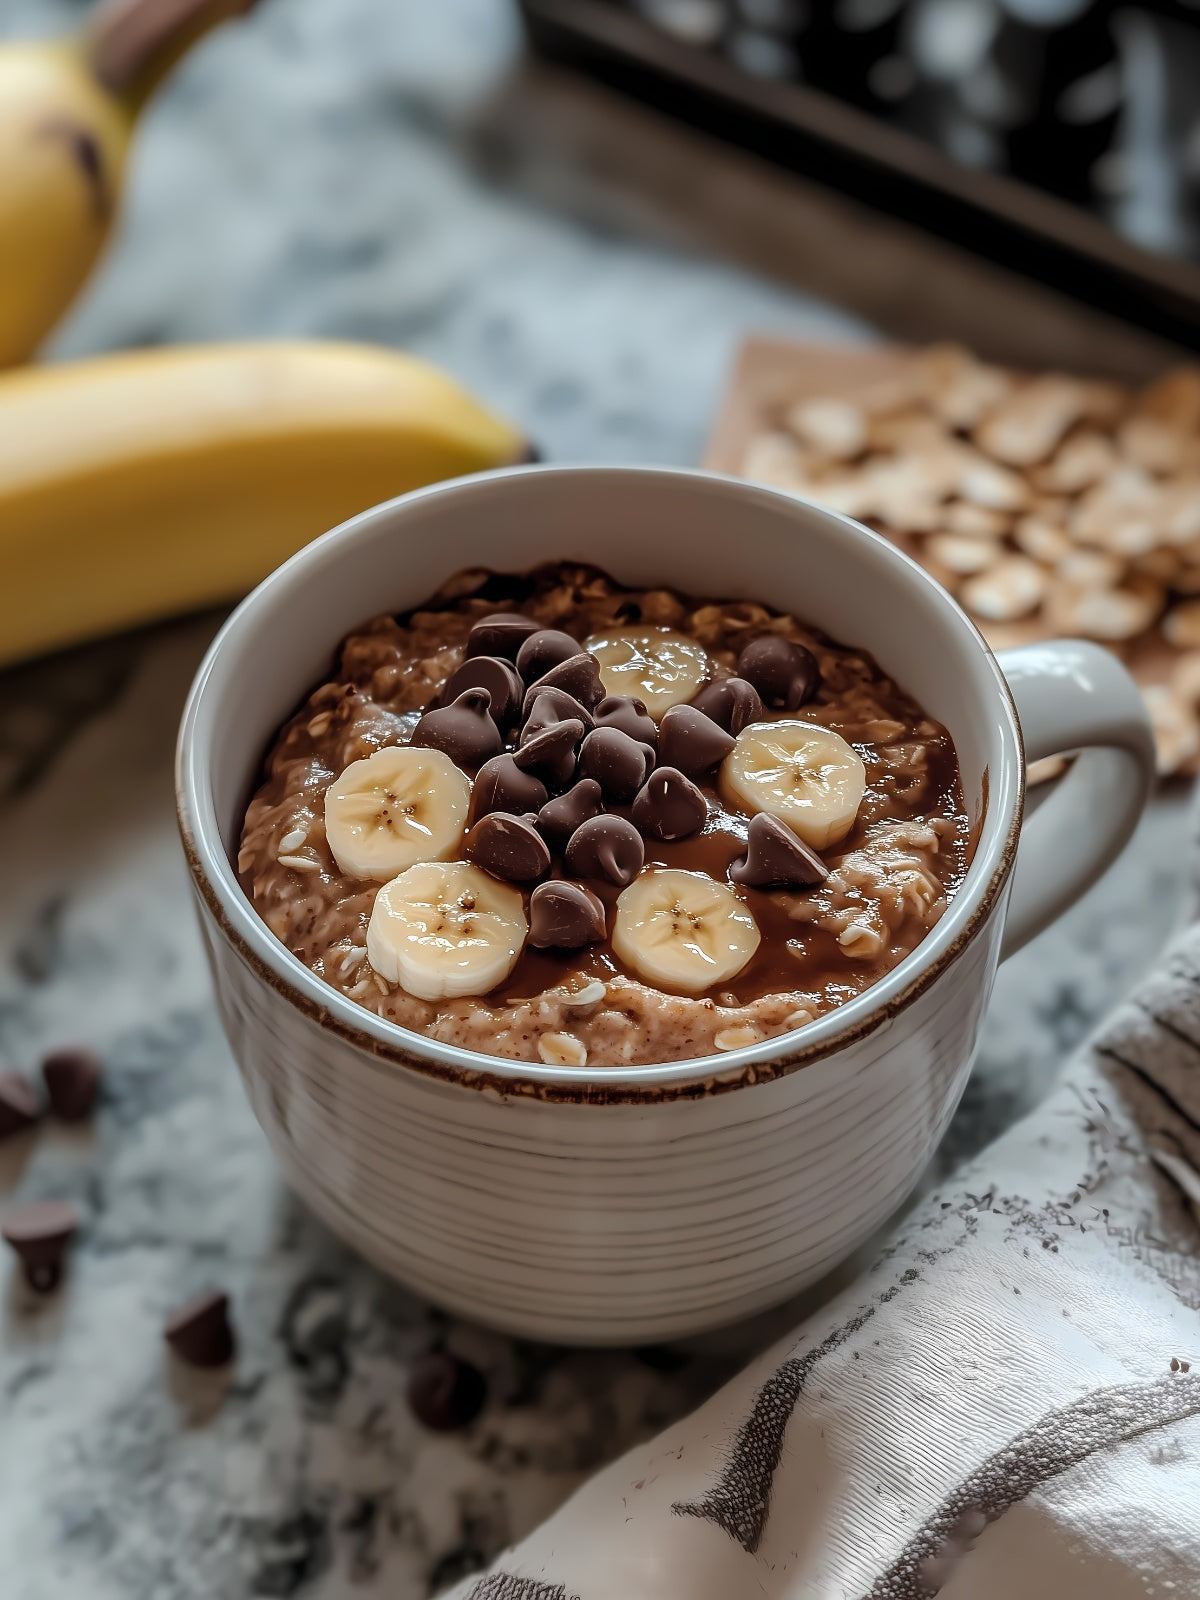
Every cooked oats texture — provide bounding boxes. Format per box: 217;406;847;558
238;565;973;1066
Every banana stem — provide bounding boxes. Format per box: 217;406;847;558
85;0;257;112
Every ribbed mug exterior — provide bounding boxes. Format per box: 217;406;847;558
193;880;1005;1343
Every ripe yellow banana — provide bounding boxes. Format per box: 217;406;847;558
0;0;254;368
0;340;527;666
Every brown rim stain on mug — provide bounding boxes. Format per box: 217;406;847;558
176;740;1016;1106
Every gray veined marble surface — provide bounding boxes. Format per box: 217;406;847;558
0;1;1194;1595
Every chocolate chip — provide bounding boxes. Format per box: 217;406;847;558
565;814;644;887
469;753;548;824
0;1070;40;1141
631;768;708;841
578;727;655;803
737;637;820;711
465;812;551;883
2;1200;77;1293
466;612;539;661
411;688;502;771
691;676;763;735
41;1049;101;1122
406;1350;487;1431
522;686;595;737
164;1289;236;1368
528;651;604;711
593;694;658;751
536;778;604;848
440;655;523;727
514;718;583;787
657;704;735;778
528;880;607;948
730;813;828;889
515;629;582;685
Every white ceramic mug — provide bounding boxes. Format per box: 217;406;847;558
176;467;1155;1344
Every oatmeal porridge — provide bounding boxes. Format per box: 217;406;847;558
237;563;974;1065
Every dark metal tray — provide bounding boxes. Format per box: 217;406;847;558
520;0;1200;349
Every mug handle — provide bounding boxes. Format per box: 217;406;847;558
995;640;1156;961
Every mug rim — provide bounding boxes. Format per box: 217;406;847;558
175;464;1025;1101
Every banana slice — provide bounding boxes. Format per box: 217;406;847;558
585;628;710;720
325;746;470;881
367;861;527;1001
613;868;759;995
720;721;865;850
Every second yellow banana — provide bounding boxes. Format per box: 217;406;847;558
0;340;527;667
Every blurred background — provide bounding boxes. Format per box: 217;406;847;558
9;0;1199;403
527;0;1200;343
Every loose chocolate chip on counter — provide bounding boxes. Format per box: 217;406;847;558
578;727;655;803
41;1049;101;1122
530;650;605;711
407;1349;487;1431
536;778;604;848
465;812;552;883
565;814;645;887
593;694;658;751
730;813;828;889
164;1289;236;1368
2;1200;78;1293
522;686;595;738
514;718;583;787
528;880;607;948
631;768;709;841
691;676;763;735
439;655;524;727
657;704;736;778
737;637;821;711
466;612;539;661
0;1071;40;1141
515;629;583;685
411;688;503;771
469;753;549;824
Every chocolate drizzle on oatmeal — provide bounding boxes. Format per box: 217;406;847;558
237;563;972;1066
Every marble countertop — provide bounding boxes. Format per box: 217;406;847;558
0;2;1193;1595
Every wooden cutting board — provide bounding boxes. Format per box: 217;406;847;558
703;336;1196;775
